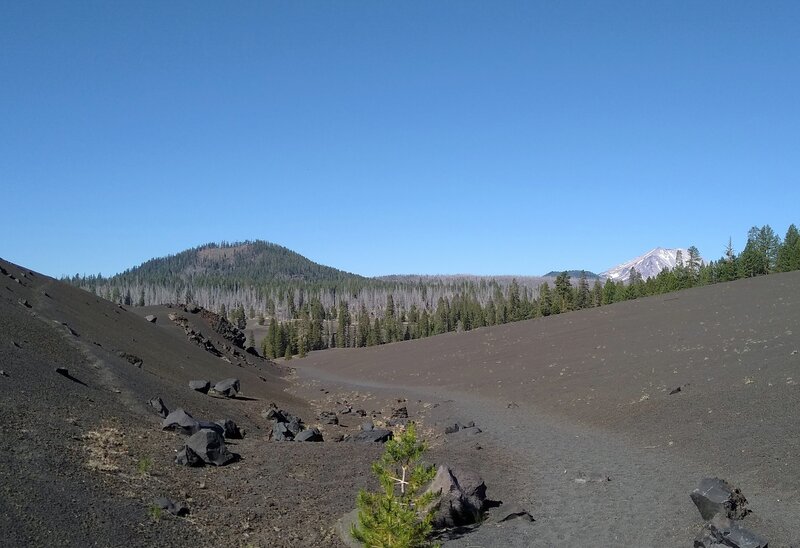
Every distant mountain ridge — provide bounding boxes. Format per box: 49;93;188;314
601;247;699;282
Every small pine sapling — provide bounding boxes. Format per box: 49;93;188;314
351;423;440;548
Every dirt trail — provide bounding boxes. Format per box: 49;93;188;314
292;361;800;547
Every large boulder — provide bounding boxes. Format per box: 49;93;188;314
145;315;157;323
196;420;224;437
179;430;235;466
189;379;211;394
162;409;200;435
212;378;240;398
424;466;487;529
690;478;750;521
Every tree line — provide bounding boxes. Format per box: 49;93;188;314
65;224;800;359
256;223;800;359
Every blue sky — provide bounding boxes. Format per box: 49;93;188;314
2;1;798;278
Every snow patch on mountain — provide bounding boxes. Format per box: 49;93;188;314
601;247;699;282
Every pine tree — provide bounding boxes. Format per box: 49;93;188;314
574;271;590;309
351;423;438;548
538;282;552;316
687;246;701;282
601;278;616;305
777;224;800;272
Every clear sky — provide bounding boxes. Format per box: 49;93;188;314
2;2;799;278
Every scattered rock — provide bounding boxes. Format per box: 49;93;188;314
425;466;487;529
271;422;294;441
215;419;243;439
360;421;374;431
694;515;768;548
189;379;211;394
55;367;70;377
507;401;519;409
348;429;393;443
148;397;170;418
391;406;408;419
491;503;534;523
690;477;750;521
317;411;339;425
186;305;201;314
19;299;31;308
177;430;236;466
455;426;482;436
295;428;323;442
116;351;143;368
212;378;240;398
245;346;259;357
354;409;367;417
145;315;157;323
263;407;288;423
669;386;682;395
152;497;190;517
0;370;8;377
445;421;478;435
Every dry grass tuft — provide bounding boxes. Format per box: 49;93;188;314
83;426;128;472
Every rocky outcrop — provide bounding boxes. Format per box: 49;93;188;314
200;309;246;348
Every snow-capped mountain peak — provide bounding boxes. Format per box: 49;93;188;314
600;247;699;282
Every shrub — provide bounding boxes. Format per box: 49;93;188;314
351;423;439;547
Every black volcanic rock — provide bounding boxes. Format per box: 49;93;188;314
690;478;750;521
212;378;240;398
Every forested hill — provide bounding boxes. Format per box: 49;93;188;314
66;240;550;323
110;241;362;287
